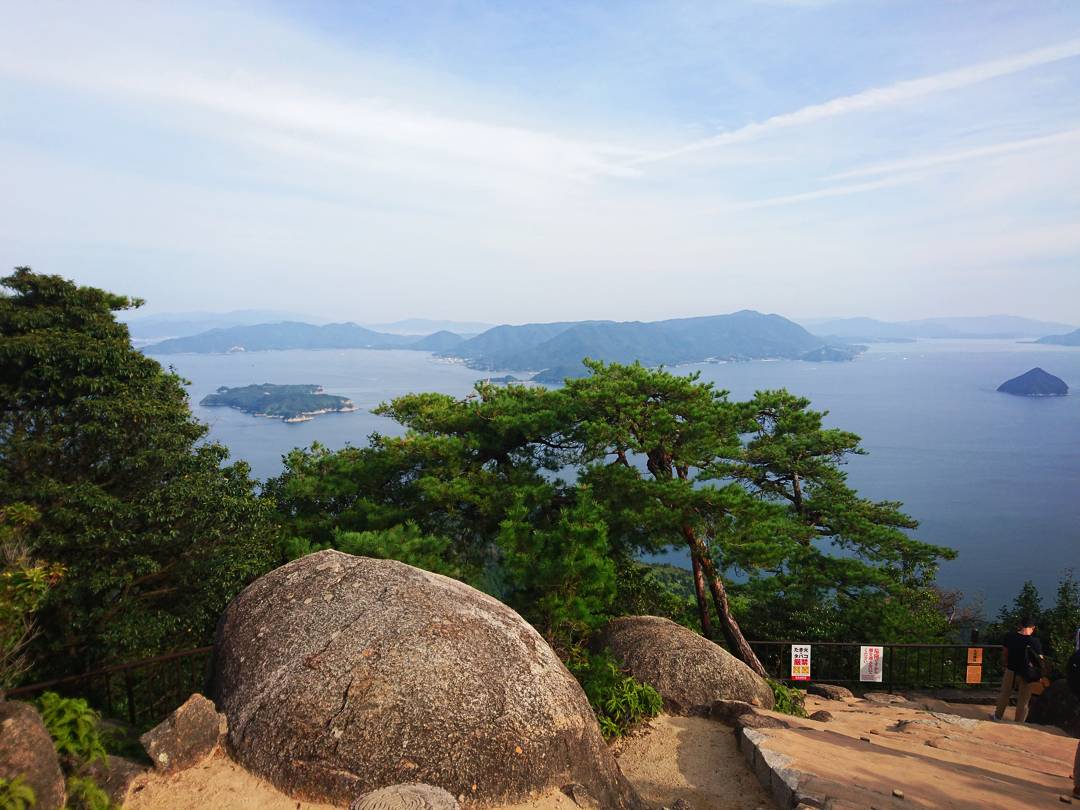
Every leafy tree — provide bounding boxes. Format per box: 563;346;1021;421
1;503;64;689
721;390;955;643
565;360;780;675
0;268;278;676
497;489;616;653
1045;572;1080;669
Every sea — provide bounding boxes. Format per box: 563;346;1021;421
156;339;1080;611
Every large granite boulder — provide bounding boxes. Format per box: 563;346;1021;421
597;616;774;713
0;700;66;810
211;551;643;808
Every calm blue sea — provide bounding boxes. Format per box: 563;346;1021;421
156;340;1080;610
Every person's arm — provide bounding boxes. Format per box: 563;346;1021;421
1031;636;1044;658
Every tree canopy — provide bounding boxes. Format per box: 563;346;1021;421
0;268;278;675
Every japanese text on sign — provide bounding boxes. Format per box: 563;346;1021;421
860;645;884;682
791;644;811;681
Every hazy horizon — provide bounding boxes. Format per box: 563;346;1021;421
4;1;1079;322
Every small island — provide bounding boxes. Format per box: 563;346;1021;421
200;384;358;422
997;368;1069;397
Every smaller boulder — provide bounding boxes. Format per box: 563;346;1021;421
808;710;833;723
709;700;755;724
734;713;789;731
806;683;853;701
598;617;774;713
78;755;147;806
349;783;460;810
140;693;225;774
0;700;66;810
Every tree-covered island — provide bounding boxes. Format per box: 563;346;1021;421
200;383;358;422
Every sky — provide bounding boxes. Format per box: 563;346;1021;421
2;1;1079;323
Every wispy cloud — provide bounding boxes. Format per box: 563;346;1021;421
636;38;1080;165
729;173;921;211
823;127;1080;181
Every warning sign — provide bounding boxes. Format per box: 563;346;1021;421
791;644;811;681
860;645;884;682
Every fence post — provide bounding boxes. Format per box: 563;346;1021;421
123;669;136;726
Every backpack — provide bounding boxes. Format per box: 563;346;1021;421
1067;648;1080;699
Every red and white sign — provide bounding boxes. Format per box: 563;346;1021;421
860;645;884;682
791;644;811;681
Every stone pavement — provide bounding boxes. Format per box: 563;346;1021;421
739;692;1079;808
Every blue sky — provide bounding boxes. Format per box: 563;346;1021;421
2;1;1079;322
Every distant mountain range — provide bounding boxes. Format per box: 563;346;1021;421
142;310;852;375
142;310;1076;382
146;322;433;354
1036;328;1080;346
802;315;1076;341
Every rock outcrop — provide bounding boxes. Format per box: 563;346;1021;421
997;367;1068;397
140;693;226;774
211;551;643;808
0;700;66;810
77;755;147;806
598;616;774;713
806;683;853;701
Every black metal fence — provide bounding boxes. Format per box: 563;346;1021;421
749;640;1004;691
6;646;213;730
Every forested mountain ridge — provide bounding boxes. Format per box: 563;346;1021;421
443;310;835;371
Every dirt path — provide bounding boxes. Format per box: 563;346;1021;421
125;714;770;809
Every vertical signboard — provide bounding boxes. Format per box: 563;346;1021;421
791;644;811;681
966;647;983;685
860;645;884;682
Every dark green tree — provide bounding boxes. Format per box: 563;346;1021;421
1045;572;1080;669
720;390;955;643
0;269;278;676
565;360;785;675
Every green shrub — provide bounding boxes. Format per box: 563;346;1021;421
36;692;108;766
766;678;808;718
65;776;112;810
569;649;662;740
0;776;36;810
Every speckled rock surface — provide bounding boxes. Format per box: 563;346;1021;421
0;700;65;810
598;616;774;714
140;693;225;774
211;551;644;809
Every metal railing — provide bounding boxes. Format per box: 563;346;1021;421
749;640;1004;691
6;646;213;729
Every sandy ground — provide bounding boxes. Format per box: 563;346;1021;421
125;714;770;810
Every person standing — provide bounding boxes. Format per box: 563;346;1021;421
992;616;1043;723
1066;628;1080;799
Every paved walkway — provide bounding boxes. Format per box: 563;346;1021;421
743;693;1078;808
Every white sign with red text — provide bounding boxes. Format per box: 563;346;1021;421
860;645;884;682
791;644;811;681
